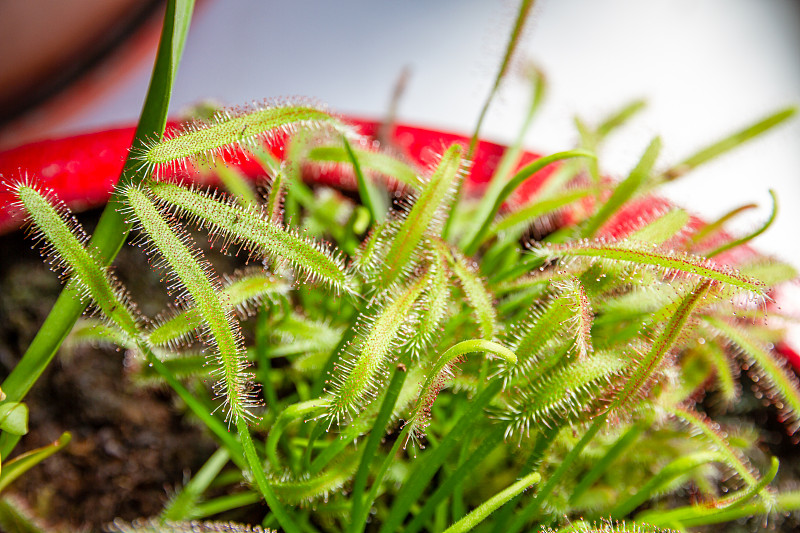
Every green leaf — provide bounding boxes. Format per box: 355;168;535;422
689;202;758;247
0;433;70;493
148;269;289;347
458;64;547;246
124;185;254;422
306;144;420;189
9;183;141;339
486;186;595;243
662;106;796;181
324;276;428;423
467;0;537;157
708;189;777;257
0;496;48;533
595;99;648;140
266;400;327;469
462;149;595;256
405;339;516;442
161;447;230;521
448;248;497;340
498;351;625;438
0;404;27;436
530;239;767;298
343;136;388;224
137;103;347;175
148;181;354;294
442;471;541;533
663;405;762;492
374;144;463;291
628;208;689;245
581;137;661;238
206;160;258;206
705;316;800;435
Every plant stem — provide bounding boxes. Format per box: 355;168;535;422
236;417;300;533
143;348;245;468
443;0;536;241
379;380;503;533
404;425;506;533
442;471;541;533
348;366;407;533
507;413;607;532
255;306;279;408
489;424;560;533
462;150;595;256
568;420;646;505
353;422;412;533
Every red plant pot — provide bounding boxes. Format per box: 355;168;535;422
1;118;797;369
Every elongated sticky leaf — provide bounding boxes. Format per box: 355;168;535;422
148;180;354;294
149;269;289;347
664;404;761;490
531;240;766;299
405;339;516;441
137;102;347;175
124;186;255;422
325;276;427;423
374;144;463;290
449;248;497;339
409;249;451;355
269;452;359;504
705;316;800;434
498;351;625;438
9;182;141;339
609;280;712;412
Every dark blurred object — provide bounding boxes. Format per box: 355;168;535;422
0;0;164;147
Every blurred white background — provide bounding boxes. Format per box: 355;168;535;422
49;0;800;270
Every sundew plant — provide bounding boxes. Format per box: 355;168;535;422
1;1;800;532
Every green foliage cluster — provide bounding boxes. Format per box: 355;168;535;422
1;1;799;532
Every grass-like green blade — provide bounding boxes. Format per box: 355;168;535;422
161;447;230;521
708;189;777;257
0;432;70;493
580;137;661;238
343;136;387;223
690;203;757;247
487;187;594;242
307;144;419;189
442;471;541;533
1;0;195;406
662;106;796;181
462;150;595;256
